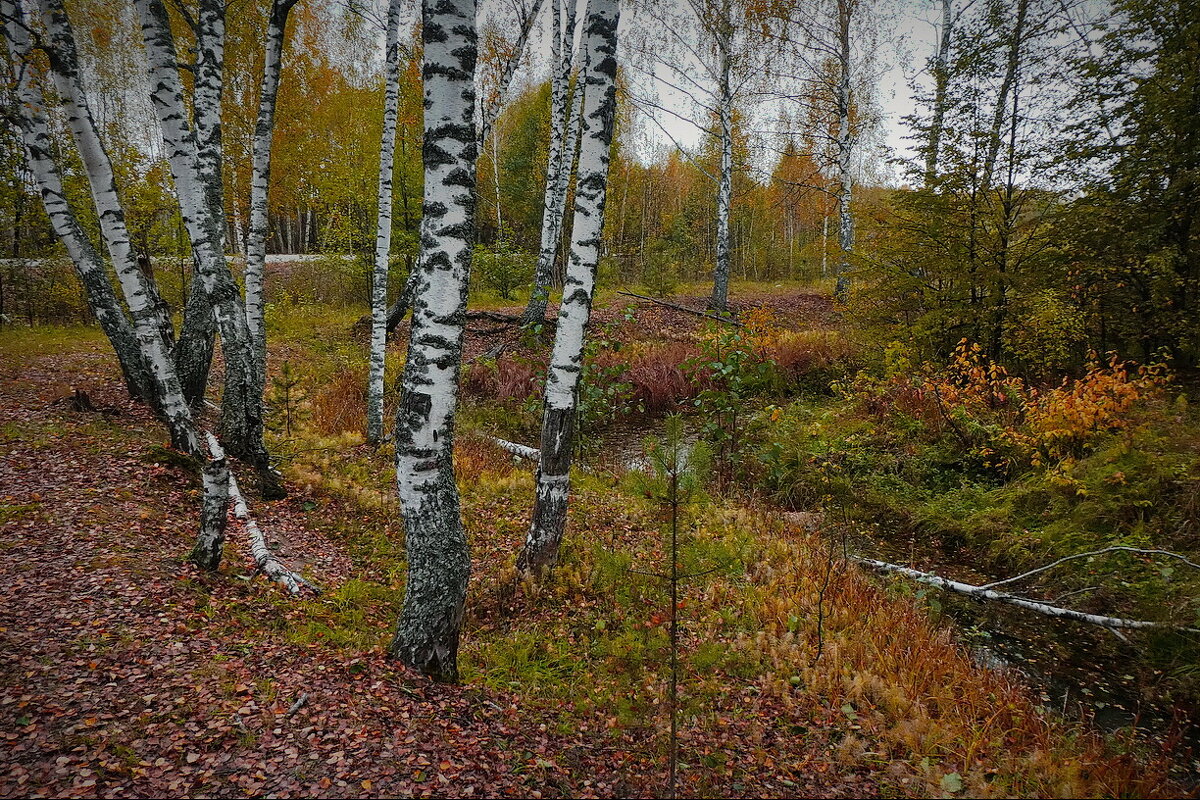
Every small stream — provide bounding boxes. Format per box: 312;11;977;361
586;414;1200;779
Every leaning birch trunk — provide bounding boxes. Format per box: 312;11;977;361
367;0;404;445
923;0;953;186
710;36;733;312
38;0;199;455
833;0;854;300
477;0;547;149
854;557;1199;633
522;0;580;326
517;0;620;575
244;0;299;376
137;0;277;494
1;2;152;403
388;0;479;682
205;433;312;594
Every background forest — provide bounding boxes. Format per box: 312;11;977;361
4;0;1193;373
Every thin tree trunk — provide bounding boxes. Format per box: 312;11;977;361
710;30;732;312
979;0;1029;194
478;0;547;148
923;0;952;186
1;0;152;402
834;0;854;299
368;0;403;445
522;0;580;325
518;0;621;575
245;0;299;378
38;0;199;454
137;0;276;492
388;0;479;683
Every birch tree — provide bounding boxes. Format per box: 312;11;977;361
765;0;885;300
35;0;199;455
517;0;620;575
0;0;153;403
520;0;583;325
245;0;301;378
136;0;276;492
3;0;233;570
383;0;542;333
367;0;404;445
388;0;478;682
629;0;764;313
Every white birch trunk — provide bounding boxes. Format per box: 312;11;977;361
193;0;226;246
245;0;299;375
1;0;151;402
191;450;230;570
834;0;854;300
710;31;733;312
137;0;274;489
367;0;404;445
38;0;200;456
206;433;312;594
388;0;479;682
518;0;620;575
522;0;580;325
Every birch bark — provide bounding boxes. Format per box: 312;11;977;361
518;0;620;575
521;0;581;325
710;26;732;312
388;0;478;682
367;0;404;445
1;2;151;402
245;0;300;376
833;0;854;300
137;0;274;487
38;0;200;455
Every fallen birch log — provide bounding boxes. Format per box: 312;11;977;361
617;290;743;327
205;432;317;596
493;437;539;462
853;556;1198;633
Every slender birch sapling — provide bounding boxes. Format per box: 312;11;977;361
518;0;621;575
368;0;404;445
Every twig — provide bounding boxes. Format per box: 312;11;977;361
285;692;309;718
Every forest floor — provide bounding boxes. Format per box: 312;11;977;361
0;287;1185;798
